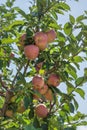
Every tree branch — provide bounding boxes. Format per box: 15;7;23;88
23;60;30;76
0;75;8;90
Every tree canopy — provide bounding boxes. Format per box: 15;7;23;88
0;0;87;130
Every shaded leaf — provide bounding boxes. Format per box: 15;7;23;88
75;77;84;86
69;103;74;113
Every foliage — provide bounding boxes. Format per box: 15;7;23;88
0;0;87;130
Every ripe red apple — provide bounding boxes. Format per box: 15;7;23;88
35;104;48;118
46;29;56;43
32;75;44;89
44;89;53;101
47;73;60;87
24;45;39;60
34;32;48;50
38;84;48;95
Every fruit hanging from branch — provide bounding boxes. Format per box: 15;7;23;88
47;73;60;87
34;32;48;50
24;45;39;60
32;75;44;89
35;104;48;118
46;29;57;43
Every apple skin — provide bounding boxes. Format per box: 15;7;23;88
46;29;56;43
38;84;48;95
5;110;13;117
47;73;60;87
35;104;48;118
32;75;44;89
24;45;39;60
44;89;53;101
34;32;48;50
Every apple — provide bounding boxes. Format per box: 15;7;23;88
47;73;60;87
32;75;44;89
24;45;39;60
44;89;53;101
5;110;13;117
34;32;48;50
46;29;56;43
38;84;48;95
35;104;48;118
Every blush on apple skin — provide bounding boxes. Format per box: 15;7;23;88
47;73;60;87
34;32;48;50
32;75;44;89
46;29;57;43
24;45;39;60
35;104;48;118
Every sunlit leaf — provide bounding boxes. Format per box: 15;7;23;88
75;88;85;99
64;22;72;35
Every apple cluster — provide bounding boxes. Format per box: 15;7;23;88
32;74;60;118
19;30;60;119
20;29;56;60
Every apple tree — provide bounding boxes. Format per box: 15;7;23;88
0;0;87;130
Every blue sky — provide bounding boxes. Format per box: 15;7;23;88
0;0;87;129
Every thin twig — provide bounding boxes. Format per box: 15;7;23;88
11;64;23;86
23;60;30;76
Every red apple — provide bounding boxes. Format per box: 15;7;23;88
34;32;48;50
38;84;48;95
24;45;39;60
47;73;60;87
32;75;44;89
44;89;53;101
46;29;56;43
35;104;48;118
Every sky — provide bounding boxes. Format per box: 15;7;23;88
0;0;87;130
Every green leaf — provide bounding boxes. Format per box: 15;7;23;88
66;82;74;94
64;127;76;130
69;103;74;113
4;20;25;31
0;60;3;69
58;2;70;11
75;77;84;86
14;7;29;20
75;88;85;99
33;117;40;128
69;15;75;24
66;66;77;79
73;56;83;63
64;22;72;35
28;108;34;119
1;38;17;44
24;95;32;109
41;124;48;130
76;15;86;22
72;97;79;110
